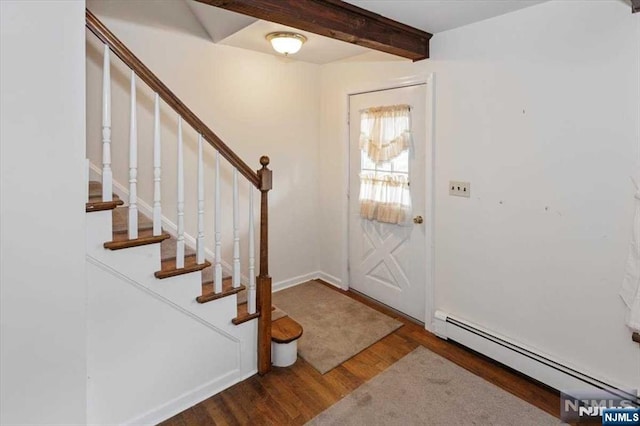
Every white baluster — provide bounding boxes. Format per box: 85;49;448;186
152;93;162;236
128;70;138;240
176;117;185;269
101;44;112;202
248;185;256;314
232;168;240;288
196;134;205;264
214;151;223;293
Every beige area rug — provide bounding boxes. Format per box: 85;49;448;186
307;346;561;426
272;280;402;374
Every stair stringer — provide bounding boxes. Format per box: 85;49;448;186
86;210;258;425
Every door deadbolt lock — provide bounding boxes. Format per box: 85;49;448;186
413;215;424;224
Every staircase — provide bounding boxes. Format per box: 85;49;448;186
84;8;302;421
86;180;291;327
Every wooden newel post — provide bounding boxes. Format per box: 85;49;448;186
257;155;272;375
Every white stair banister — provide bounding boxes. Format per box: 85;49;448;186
232;168;240;288
214;151;223;293
128;70;138;240
196;134;205;264
101;44;112;202
248;185;256;314
176;117;185;269
152;93;162;236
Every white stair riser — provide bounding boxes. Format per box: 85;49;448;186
86;210;114;252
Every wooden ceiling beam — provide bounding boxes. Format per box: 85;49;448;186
194;0;432;61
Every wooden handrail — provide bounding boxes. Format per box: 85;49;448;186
85;9;260;188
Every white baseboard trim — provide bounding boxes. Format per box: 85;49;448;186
124;368;257;426
316;271;342;288
273;270;343;293
273;271;320;292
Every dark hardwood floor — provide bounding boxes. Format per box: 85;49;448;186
161;280;561;425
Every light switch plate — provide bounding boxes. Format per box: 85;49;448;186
449;181;470;198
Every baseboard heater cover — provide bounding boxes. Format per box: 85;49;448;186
433;310;638;404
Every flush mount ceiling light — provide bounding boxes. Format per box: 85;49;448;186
266;32;307;56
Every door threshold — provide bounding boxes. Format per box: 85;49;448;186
348;288;426;326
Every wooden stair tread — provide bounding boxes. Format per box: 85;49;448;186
112;206;153;234
232;303;260;325
86;181;123;212
155;257;211;279
103;206;167;249
271;316;303;344
232;303;280;326
200;268;247;305
104;229;170;250
86;198;124;212
197;280;245;304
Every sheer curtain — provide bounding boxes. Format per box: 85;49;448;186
359;173;411;224
359;105;411;163
358;104;412;225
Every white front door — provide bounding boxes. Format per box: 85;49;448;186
348;84;428;322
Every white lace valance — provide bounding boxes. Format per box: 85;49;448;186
359;104;411;164
359;173;412;225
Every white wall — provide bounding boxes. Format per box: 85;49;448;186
86;257;251;425
86;0;321;288
319;1;640;390
0;1;88;424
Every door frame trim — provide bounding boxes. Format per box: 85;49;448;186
341;73;436;330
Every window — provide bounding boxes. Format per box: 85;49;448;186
358;105;412;225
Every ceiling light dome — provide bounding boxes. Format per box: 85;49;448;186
266;32;307;56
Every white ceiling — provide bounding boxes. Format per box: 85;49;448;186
186;0;548;64
186;1;256;43
218;20;372;64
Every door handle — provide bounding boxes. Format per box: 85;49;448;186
413;215;424;224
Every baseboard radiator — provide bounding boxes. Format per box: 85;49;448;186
433;310;638;403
